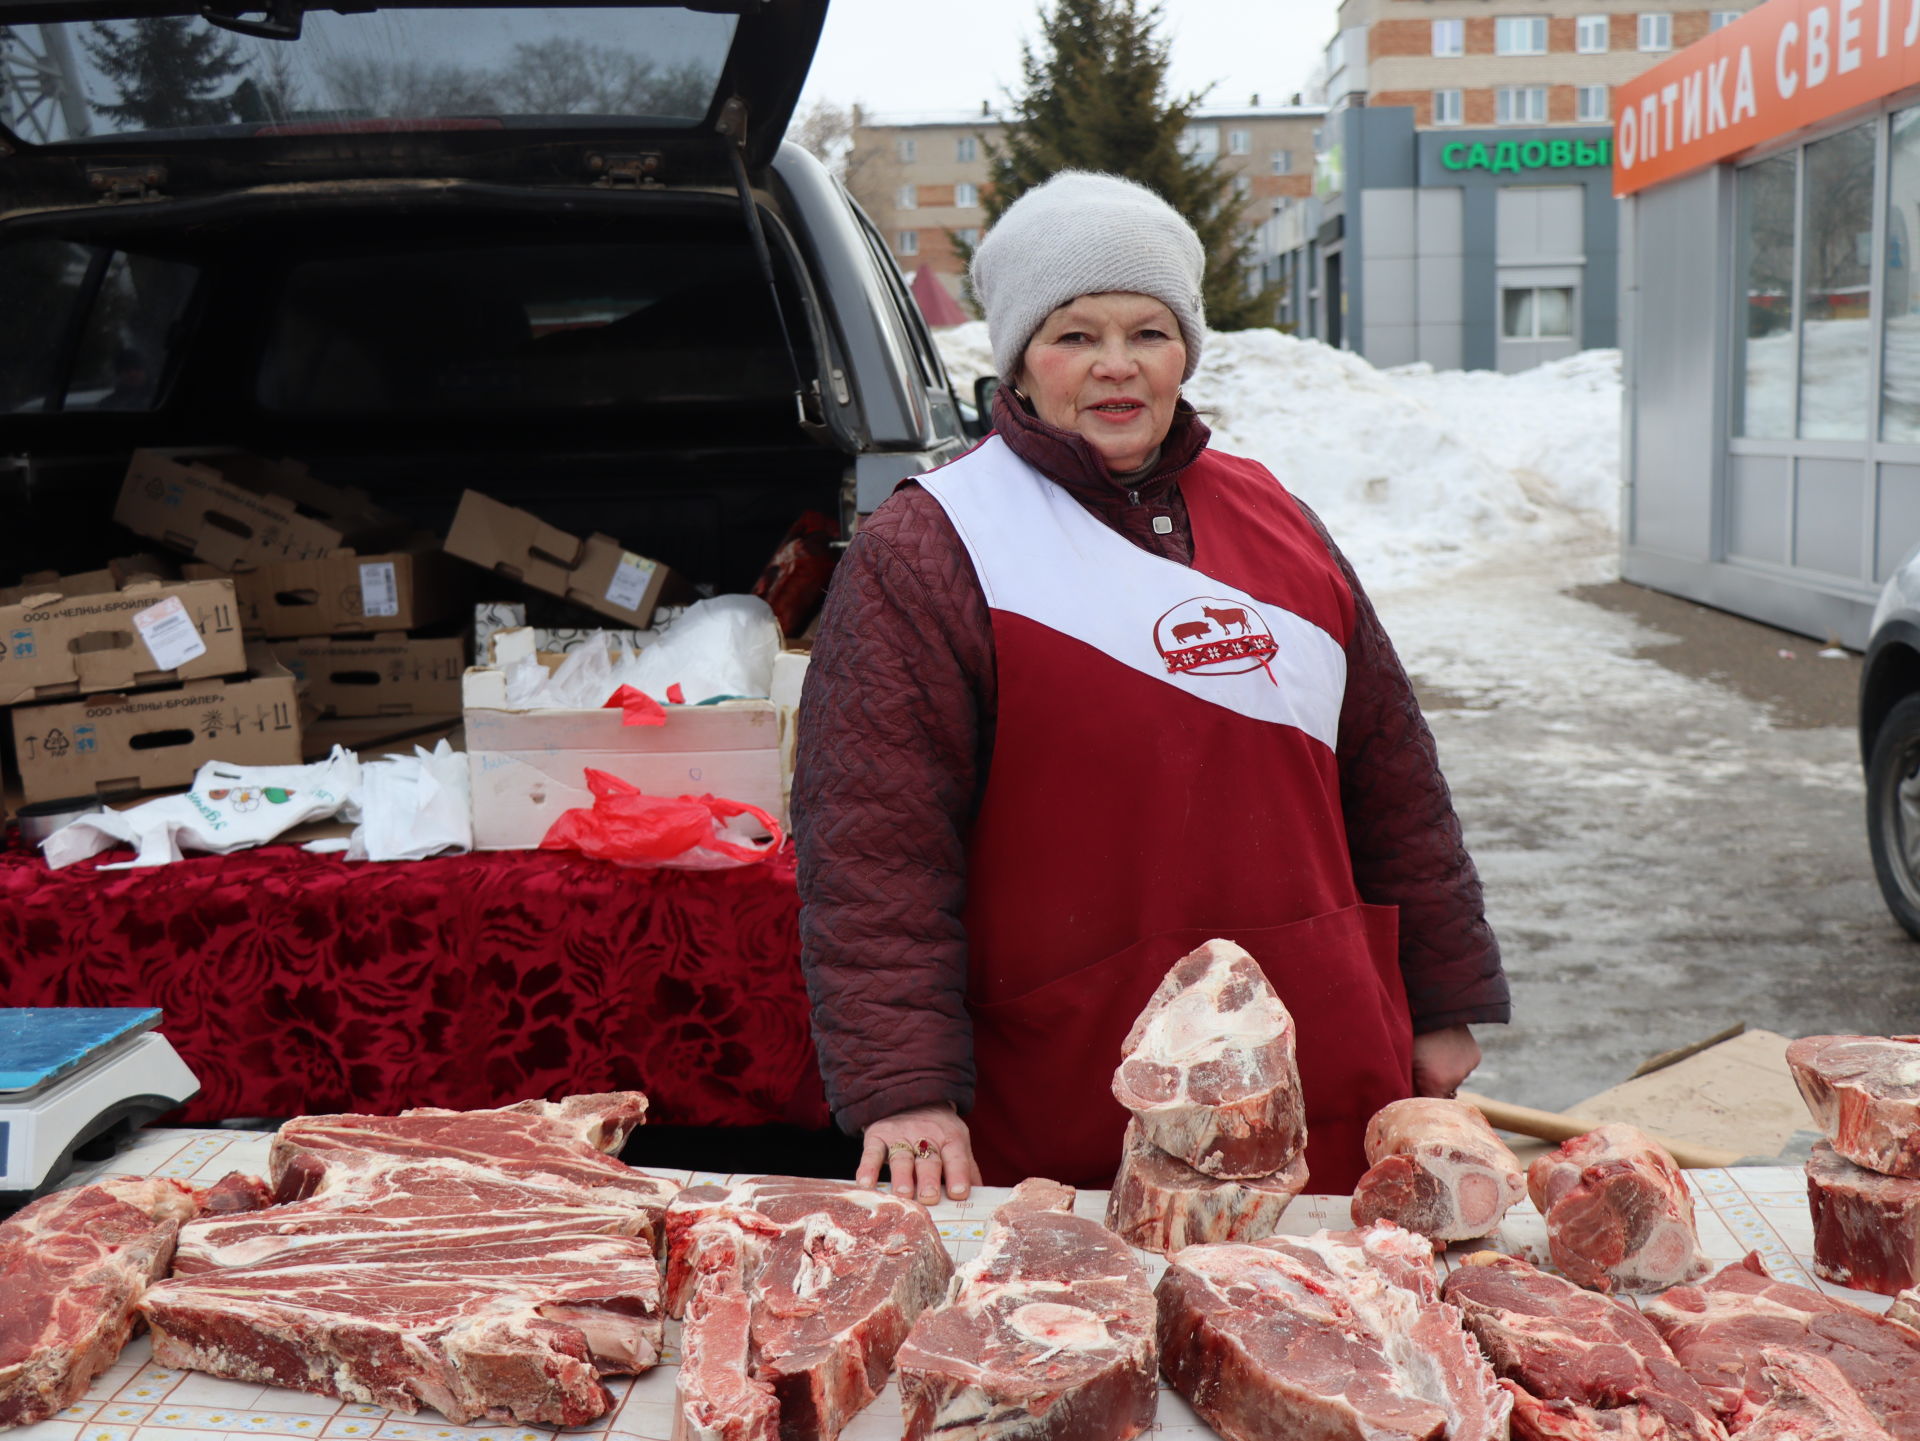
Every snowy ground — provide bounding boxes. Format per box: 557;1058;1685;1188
937;323;1920;1113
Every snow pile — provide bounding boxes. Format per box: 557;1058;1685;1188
935;321;1623;590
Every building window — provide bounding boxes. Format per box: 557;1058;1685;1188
1228;128;1251;156
1271;149;1294;174
1180;124;1221;157
1502;287;1575;339
897;184;918;209
956;227;980;247
1800;123;1876;440
1432;17;1464;55
1576;84;1609;121
898;230;919;256
1232;175;1251;201
1733;151;1797;439
1495;16;1549;54
1495;86;1548;124
897;137;916;163
1709;9;1742;27
1638;12;1672;50
1576;14;1610;52
1433;89;1463;125
1887;107;1920;440
954;181;978;208
955;135;977;162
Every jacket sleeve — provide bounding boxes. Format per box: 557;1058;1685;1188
1301;505;1511;1034
792;489;991;1134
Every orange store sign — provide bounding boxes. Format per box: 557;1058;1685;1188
1613;0;1920;194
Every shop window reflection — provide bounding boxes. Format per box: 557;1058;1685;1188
1885;108;1920;442
1798;123;1876;440
1735;151;1796;439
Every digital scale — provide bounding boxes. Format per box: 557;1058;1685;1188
0;1007;200;1212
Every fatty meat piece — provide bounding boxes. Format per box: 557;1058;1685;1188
1787;1035;1920;1178
896;1179;1157;1441
0;1176;199;1428
197;1172;275;1215
1740;1348;1898;1441
1352;1097;1529;1243
1893;1285;1920;1328
1528;1124;1710;1293
674;1223;780;1441
1110;939;1304;1179
1103;1117;1307;1254
1155;1220;1510;1441
1807;1140;1920;1296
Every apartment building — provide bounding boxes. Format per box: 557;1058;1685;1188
851;103;1324;315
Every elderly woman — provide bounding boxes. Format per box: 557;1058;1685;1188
793;171;1507;1203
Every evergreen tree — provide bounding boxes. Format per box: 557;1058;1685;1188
82;19;246;130
962;0;1272;330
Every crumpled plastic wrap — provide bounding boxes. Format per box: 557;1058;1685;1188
336;740;471;862
501;595;782;709
538;768;783;870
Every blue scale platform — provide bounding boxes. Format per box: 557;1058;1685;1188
0;1007;162;1094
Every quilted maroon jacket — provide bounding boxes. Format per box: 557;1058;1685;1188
793;386;1508;1135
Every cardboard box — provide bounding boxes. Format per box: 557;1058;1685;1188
272;636;466;717
463;680;782;850
187;546;464;638
12;652;301;804
302;715;462;762
445;491;674;628
0;578;248;706
0;555;174;607
114;449;406;570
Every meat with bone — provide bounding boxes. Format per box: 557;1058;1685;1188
143;1234;661;1426
1353;1097;1528;1243
1439;1251;1726;1441
1527;1125;1709;1293
1787;1035;1920;1179
896;1179;1157;1441
1740;1348;1898;1441
1155;1220;1510;1441
271;1092;674;1226
664;1175;954;1441
1110;939;1304;1179
1894;1286;1920;1328
0;1176;199;1428
1807;1140;1920;1296
1642;1252;1920;1437
674;1223;780;1441
1104;1118;1307;1254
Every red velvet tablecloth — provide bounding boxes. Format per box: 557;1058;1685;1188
0;842;828;1129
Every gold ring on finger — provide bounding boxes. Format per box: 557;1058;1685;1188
886;1141;916;1161
915;1139;935;1160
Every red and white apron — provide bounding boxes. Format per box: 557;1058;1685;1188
919;436;1412;1193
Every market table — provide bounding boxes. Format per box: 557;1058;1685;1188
0;844;827;1130
8;1126;1899;1441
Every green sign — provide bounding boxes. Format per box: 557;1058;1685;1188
1440;138;1611;173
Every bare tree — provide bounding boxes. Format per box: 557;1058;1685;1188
321;53;496;117
790;98;854;178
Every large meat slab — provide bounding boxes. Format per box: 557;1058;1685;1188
0;1176;199;1428
896;1179;1157;1441
1643;1252;1920;1437
666;1175;953;1441
1807;1140;1920;1296
1352;1098;1528;1244
1527;1124;1709;1293
1788;1035;1920;1178
1155;1221;1509;1441
1110;939;1304;1179
1439;1251;1726;1440
1103;1118;1307;1255
1741;1349;1898;1441
674;1223;780;1441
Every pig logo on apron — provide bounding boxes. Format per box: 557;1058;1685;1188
1154;597;1279;683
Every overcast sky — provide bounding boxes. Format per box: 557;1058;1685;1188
796;0;1342;121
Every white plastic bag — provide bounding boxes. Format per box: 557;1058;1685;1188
345;740;472;862
43;747;361;871
628;594;780;702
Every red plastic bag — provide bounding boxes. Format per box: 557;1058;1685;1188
752;510;840;637
539;769;783;870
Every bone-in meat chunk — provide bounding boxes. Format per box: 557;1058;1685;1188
1110;939;1304;1179
1156;1221;1509;1441
1893;1286;1920;1329
896;1179;1157;1441
1527;1124;1710;1293
1807;1140;1920;1296
1741;1349;1898;1441
1788;1035;1920;1178
1104;1118;1306;1254
1352;1097;1528;1243
674;1223;779;1441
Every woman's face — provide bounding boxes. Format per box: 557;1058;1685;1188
1015;293;1186;475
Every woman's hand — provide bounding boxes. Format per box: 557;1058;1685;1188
1411;1024;1481;1099
857;1103;982;1204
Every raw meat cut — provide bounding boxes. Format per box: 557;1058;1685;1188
674;1223;779;1441
664;1175;954;1441
198;1172;274;1215
0;1176;198;1428
1439;1251;1726;1440
1807;1141;1920;1296
1528;1124;1710;1293
1155;1221;1510;1441
1643;1252;1920;1437
172;1154;652;1274
896;1179;1157;1441
271;1092;676;1226
1741;1348;1897;1441
1110;939;1304;1179
1787;1035;1920;1178
1103;1118;1307;1254
1894;1286;1920;1328
143;1234;662;1425
1353;1097;1529;1243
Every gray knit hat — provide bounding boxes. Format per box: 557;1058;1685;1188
970;170;1206;383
